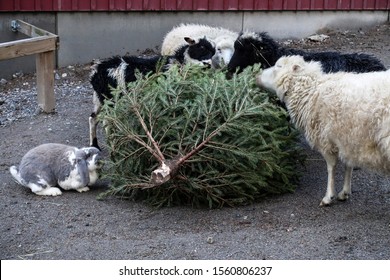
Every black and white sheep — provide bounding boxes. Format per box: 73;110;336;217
227;31;386;76
161;23;238;68
256;55;390;206
89;37;215;149
10;143;102;196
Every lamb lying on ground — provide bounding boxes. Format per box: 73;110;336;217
10;143;102;196
256;55;390;206
227;31;386;76
161;23;238;68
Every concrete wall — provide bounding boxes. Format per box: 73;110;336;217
244;10;388;39
0;10;388;78
56;11;242;66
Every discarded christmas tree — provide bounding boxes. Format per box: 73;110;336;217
98;64;304;208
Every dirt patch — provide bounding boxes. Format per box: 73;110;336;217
1;23;390;260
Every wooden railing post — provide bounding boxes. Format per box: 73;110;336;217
36;50;55;112
0;20;59;113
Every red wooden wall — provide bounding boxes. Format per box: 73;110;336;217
1;0;389;11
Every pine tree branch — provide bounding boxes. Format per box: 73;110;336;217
178;125;224;165
150;98;255;186
126;134;163;162
132;105;165;163
150;121;230;186
105;115;162;161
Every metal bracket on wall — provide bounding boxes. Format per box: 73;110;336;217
11;20;21;32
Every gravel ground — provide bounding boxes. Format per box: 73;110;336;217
1;23;390;260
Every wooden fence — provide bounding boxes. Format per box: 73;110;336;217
0;20;59;112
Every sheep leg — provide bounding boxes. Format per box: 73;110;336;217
89;113;99;149
320;153;338;206
89;92;102;150
337;165;352;201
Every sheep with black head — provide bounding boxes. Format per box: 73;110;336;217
89;36;215;150
161;23;238;68
227;31;386;77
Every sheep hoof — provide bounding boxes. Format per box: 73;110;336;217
319;197;334;207
337;191;350;201
319;201;331;207
76;186;90;193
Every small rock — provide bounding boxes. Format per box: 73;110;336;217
207;236;214;244
307;34;329;42
12;71;23;78
61;73;68;78
0;78;7;85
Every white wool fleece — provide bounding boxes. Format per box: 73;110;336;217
161;23;238;58
258;55;390;173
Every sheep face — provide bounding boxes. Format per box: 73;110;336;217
256;66;277;93
256;56;301;102
228;32;280;76
211;36;235;68
211;46;233;68
257;55;322;102
183;37;216;66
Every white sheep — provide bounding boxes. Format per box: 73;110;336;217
161;23;238;68
256;55;390;206
10;143;102;196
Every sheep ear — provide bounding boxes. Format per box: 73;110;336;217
184;37;196;45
